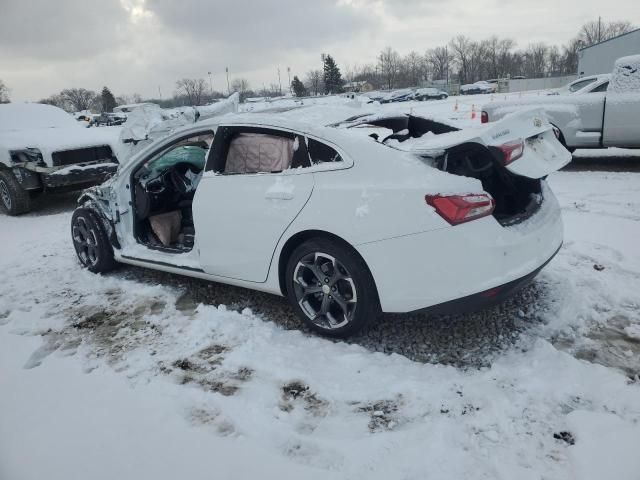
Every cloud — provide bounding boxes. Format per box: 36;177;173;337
0;0;128;61
145;0;374;52
1;0;639;101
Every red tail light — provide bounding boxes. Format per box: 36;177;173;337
497;139;524;165
481;111;489;123
425;193;495;225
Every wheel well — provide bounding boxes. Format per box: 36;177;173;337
550;123;567;146
277;230;374;297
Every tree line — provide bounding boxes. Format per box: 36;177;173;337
331;19;635;91
0;18;633;108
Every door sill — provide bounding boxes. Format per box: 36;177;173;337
121;255;205;273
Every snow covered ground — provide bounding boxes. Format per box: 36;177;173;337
1;169;639;480
1;93;640;479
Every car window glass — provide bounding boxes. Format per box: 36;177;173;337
146;134;213;175
569;78;596;92
590;81;609;93
306;138;342;164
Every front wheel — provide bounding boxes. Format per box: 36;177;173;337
285;238;380;338
71;208;116;273
0;170;31;215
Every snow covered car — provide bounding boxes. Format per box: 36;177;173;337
70;106;570;338
413;88;448;101
0;103;119;215
548;74;611;95
460;81;496;95
379;89;414;103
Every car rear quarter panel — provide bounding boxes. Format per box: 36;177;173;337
483;96;606;148
358;181;563;312
265;138;484;293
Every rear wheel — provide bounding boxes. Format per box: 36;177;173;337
71;208;116;273
285;238;380;338
0;170;31;215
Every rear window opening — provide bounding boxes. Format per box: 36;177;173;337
433;142;542;226
338;115;459;143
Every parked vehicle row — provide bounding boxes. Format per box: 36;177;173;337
366;88;449;103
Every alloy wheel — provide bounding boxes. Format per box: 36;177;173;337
292;252;357;330
72;216;99;267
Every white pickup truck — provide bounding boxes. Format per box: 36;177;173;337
481;55;640;152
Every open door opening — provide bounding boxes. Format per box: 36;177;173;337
131;132;213;252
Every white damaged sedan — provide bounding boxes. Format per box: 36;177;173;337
71;107;570;337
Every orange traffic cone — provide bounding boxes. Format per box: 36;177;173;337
471;104;476;120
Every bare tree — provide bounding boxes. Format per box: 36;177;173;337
230;78;251;100
231;78;250;95
427;46;451;81
0;79;9;103
578;19;634;46
522;43;549;77
449;35;473;84
39;94;69;110
378;46;401;89
175;78;207;106
60;88;97;111
402;51;426;87
484;37;516;78
547;45;563;76
305;69;323;96
561;38;583;74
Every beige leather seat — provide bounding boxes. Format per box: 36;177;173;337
225;133;294;174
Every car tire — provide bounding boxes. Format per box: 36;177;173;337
285;238;380;338
0;169;32;215
71;208;116;273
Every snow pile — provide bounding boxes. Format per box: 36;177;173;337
0;102;79;131
624;324;640;341
2;171;640;479
116;93;240;163
609;55;640;94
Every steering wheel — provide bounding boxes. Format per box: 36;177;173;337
168;163;198;196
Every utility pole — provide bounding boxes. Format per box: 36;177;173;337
225;67;230;96
158;85;162;100
277;67;282;96
287;67;291;94
207;71;213;98
445;45;449;90
597;16;602;43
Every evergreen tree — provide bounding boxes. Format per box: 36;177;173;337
291;76;307;97
101;86;117;113
322;55;343;94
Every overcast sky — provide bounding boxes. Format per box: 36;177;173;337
1;0;639;101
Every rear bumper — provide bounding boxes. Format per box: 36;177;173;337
356;181;563;313
410;243;560;316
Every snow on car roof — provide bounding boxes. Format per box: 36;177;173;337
0;103;79;132
609;55;640;94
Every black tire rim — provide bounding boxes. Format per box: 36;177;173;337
72;216;99;267
292;252;357;330
0;180;11;210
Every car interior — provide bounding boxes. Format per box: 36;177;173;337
131;128;343;253
132;132;213;252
